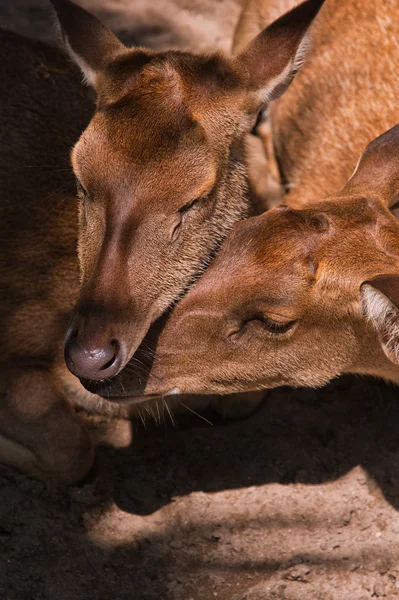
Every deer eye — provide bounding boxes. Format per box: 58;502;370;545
178;196;203;214
170;213;183;243
228;314;296;341
248;315;296;334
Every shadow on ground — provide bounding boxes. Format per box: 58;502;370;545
2;376;399;599
96;375;399;515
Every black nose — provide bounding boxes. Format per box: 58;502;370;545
64;329;122;380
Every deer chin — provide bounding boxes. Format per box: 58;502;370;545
77;362;181;401
105;388;181;405
101;393;161;405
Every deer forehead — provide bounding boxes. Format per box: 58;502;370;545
98;50;246;124
134;55;241;104
72;54;248;190
195;230;319;313
72;108;218;203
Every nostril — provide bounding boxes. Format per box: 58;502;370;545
64;330;124;381
99;340;120;372
100;354;116;372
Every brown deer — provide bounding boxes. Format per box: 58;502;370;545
94;0;399;401
50;0;324;386
120;125;399;399
0;0;323;482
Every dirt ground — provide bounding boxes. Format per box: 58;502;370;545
2;1;399;599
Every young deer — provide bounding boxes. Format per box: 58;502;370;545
0;0;323;482
0;30;95;482
49;0;324;388
93;0;399;400
117;125;399;398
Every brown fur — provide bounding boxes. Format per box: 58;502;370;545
271;0;399;203
0;30;96;482
121;127;399;398
236;0;399;212
0;0;323;481
49;0;324;382
232;0;299;212
233;0;298;54
99;0;399;400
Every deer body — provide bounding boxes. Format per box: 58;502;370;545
0;29;180;482
271;0;399;205
235;0;399;211
0;30;97;482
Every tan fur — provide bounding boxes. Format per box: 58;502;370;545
272;0;399;204
233;0;298;54
232;0;299;211
235;0;399;213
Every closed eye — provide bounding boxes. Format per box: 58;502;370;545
249;315;296;334
228;315;296;341
179;189;212;214
179;197;201;214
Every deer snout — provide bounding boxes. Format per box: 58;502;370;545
64;327;125;381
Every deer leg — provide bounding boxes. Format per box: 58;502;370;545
0;366;94;483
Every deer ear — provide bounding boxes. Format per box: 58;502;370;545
342;125;399;208
50;0;126;87
361;274;399;365
237;0;325;103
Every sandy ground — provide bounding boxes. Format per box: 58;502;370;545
1;1;399;599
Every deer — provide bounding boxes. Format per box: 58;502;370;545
51;0;325;384
0;0;324;482
114;125;399;399
90;0;399;401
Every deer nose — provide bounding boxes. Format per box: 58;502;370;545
64;328;123;380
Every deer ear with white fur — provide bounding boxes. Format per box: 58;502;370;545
361;274;399;365
50;0;126;87
237;0;325;103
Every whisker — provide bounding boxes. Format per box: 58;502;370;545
155;401;161;425
164;399;177;429
180;402;213;426
137;406;147;429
